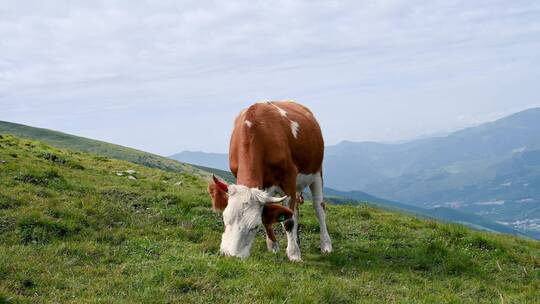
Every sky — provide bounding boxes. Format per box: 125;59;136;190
1;1;540;155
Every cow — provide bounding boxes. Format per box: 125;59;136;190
207;101;332;261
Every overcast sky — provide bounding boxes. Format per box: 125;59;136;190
1;1;540;155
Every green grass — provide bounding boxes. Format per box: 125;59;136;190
1;134;540;303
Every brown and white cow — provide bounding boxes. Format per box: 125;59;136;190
208;101;332;261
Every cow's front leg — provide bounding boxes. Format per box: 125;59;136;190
264;224;279;253
283;210;301;261
282;193;302;262
263;186;284;253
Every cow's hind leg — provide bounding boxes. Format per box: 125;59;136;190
310;172;332;253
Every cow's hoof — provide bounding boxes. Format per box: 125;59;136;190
267;240;279;253
288;255;303;262
321;246;333;254
287;248;302;262
321;242;333;254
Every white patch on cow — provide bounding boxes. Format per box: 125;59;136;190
269;102;288;117
244;120;252;128
290;120;300;138
220;185;264;258
219;185;285;258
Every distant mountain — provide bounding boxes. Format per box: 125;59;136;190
323;107;540;234
325;108;540;192
169;151;229;171
0;120;208;177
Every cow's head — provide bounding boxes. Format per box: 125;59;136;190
208;175;292;258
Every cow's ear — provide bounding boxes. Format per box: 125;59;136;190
262;203;293;225
212;175;229;193
208;182;228;212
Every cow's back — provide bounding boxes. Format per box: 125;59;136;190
229;101;324;188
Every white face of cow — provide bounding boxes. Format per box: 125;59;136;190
219;185;286;258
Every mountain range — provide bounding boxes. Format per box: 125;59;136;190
169;151;229;172
169;107;540;236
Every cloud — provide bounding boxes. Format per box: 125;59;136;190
1;0;539;154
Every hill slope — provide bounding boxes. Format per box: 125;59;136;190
1;135;539;303
0;120;207;177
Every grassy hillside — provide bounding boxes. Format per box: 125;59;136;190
1;135;540;303
0;120;207;177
